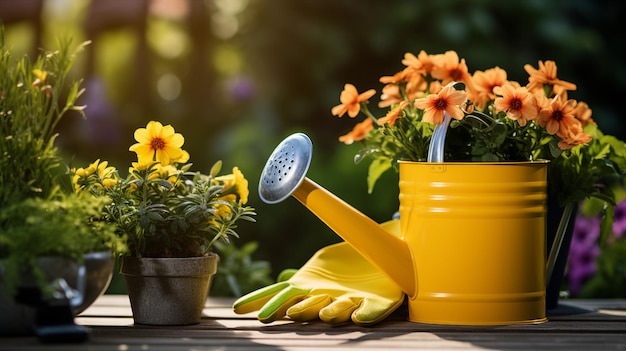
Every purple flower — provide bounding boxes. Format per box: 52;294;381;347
567;214;601;295
612;198;626;239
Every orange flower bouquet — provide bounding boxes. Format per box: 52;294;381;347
332;50;625;238
71;121;256;258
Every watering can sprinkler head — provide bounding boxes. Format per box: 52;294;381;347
259;133;312;204
258;133;416;296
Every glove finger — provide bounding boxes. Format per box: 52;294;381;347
276;268;298;282
351;296;405;327
233;281;290;314
319;297;361;325
286;294;332;322
258;285;311;323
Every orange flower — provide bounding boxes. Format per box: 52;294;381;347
471;67;507;109
538;95;579;138
401;50;437;78
573;100;595;126
431;51;474;90
414;83;467;125
524;60;577;95
379;70;409;85
378;84;403;108
377;101;409;126
493;82;537;127
331;84;376;118
557;122;592;150
338;118;374;145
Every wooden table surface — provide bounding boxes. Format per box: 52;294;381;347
1;295;625;350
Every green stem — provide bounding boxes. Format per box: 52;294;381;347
360;103;378;123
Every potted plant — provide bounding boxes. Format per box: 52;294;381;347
0;28;123;336
71;120;256;325
330;50;625;310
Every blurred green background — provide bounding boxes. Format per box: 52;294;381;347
2;0;624;296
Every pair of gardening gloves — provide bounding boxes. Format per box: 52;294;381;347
232;219;405;326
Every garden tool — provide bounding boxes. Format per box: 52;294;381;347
233;220;405;326
255;119;568;325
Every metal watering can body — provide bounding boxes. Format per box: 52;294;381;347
398;160;549;325
259;132;555;325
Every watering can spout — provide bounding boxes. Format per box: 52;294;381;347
293;177;416;295
258;133;416;296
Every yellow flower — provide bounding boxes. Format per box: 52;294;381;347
213;204;233;220
158;164;182;184
216;167;250;204
31;69;47;87
71;159;117;191
129;121;185;166
102;178;118;188
233;167;249;204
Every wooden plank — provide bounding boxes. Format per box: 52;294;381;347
1;296;623;351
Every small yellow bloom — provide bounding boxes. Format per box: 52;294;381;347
158;164;182;184
103;178;118;188
73;167;88;178
129;121;185;166
216;167;249;204
172;149;190;164
214;204;233;220
32;69;47;87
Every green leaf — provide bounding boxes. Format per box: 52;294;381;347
367;157;392;194
210;160;223;177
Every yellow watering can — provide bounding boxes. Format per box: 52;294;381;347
259;118;569;325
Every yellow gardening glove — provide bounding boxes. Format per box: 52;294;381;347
232;220;405;326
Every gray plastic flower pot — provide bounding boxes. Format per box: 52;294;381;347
121;254;219;325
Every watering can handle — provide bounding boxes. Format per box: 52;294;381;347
427;112;451;163
545;202;576;287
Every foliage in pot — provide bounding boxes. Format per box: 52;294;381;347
71;121;256;324
0;195;120;297
71;120;256;259
0;27;122;302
